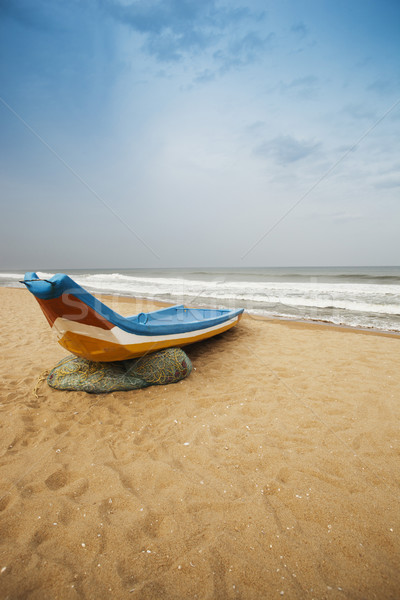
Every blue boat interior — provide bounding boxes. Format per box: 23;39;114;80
23;272;244;336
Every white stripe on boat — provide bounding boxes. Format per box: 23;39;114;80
52;315;239;344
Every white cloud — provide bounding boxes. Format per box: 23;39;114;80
255;135;321;165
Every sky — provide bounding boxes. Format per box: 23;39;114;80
1;0;399;269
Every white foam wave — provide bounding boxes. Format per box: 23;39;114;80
68;273;400;314
2;269;398;332
74;272;400;297
0;273;24;279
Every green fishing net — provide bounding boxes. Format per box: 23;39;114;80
47;348;192;393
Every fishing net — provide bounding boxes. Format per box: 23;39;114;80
47;347;192;393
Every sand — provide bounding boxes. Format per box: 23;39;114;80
0;286;399;600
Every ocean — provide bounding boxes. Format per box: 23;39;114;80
1;266;400;333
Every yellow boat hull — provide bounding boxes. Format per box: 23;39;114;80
56;315;242;361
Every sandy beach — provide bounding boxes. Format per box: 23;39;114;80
0;286;399;599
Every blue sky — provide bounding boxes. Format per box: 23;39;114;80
1;0;399;268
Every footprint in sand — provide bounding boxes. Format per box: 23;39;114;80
0;494;11;512
45;469;69;491
116;558;138;589
64;477;89;499
30;525;50;548
53;423;70;435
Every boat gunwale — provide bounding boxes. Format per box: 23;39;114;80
23;272;244;336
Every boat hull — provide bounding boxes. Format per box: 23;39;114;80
53;314;242;361
23;272;244;361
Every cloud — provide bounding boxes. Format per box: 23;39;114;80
367;78;400;95
307;211;363;225
101;0;270;66
341;103;377;120
373;177;400;189
213;31;275;74
255;135;321;165
291;22;308;38
278;75;319;98
103;0;216;61
245;120;266;134
331;211;363;224
193;69;217;84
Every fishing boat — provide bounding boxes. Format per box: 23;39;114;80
22;272;244;361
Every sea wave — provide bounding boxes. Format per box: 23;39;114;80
0;272;24;280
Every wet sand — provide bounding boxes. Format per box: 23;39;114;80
0;286;399;599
